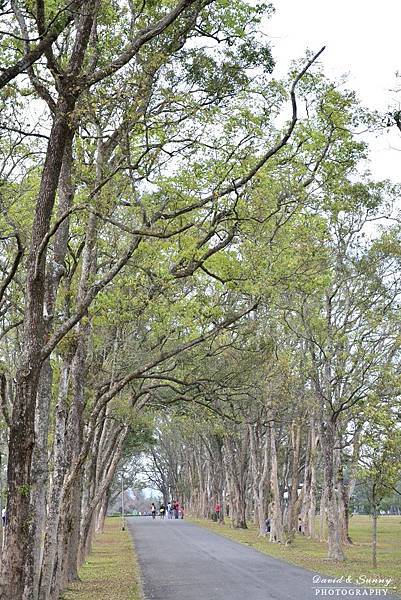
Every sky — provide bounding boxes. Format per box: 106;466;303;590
265;0;401;182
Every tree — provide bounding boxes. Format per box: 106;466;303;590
359;397;401;568
0;1;329;597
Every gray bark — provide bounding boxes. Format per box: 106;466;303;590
30;133;74;600
269;421;285;543
38;360;70;600
320;419;345;560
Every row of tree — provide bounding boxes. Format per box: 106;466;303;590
0;0;400;598
144;196;401;565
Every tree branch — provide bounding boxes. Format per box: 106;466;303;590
0;233;24;306
0;373;11;428
86;0;200;86
159;46;326;220
0;1;77;88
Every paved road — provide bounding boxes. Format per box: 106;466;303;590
127;518;396;600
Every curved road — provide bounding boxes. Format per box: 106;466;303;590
128;518;395;600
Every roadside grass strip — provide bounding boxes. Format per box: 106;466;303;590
62;518;142;600
190;515;401;596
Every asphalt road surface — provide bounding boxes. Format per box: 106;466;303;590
128;517;396;600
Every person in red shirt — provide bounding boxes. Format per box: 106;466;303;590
215;503;221;521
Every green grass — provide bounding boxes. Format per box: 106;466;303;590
62;518;142;600
190;515;401;595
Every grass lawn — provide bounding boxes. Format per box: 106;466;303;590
62;517;142;600
190;515;401;595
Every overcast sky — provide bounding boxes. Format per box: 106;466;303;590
266;0;401;182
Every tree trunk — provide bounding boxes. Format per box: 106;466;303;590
30;133;74;600
269;421;285;543
96;489;110;534
0;97;76;600
308;421;318;539
319;488;327;541
257;430;270;537
372;501;378;568
286;422;301;538
79;427;126;563
29;360;53;600
38;360;70;600
320;419;345;561
224;431;249;529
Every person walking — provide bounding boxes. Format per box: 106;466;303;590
151;503;156;520
159;503;166;519
167;501;172;519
